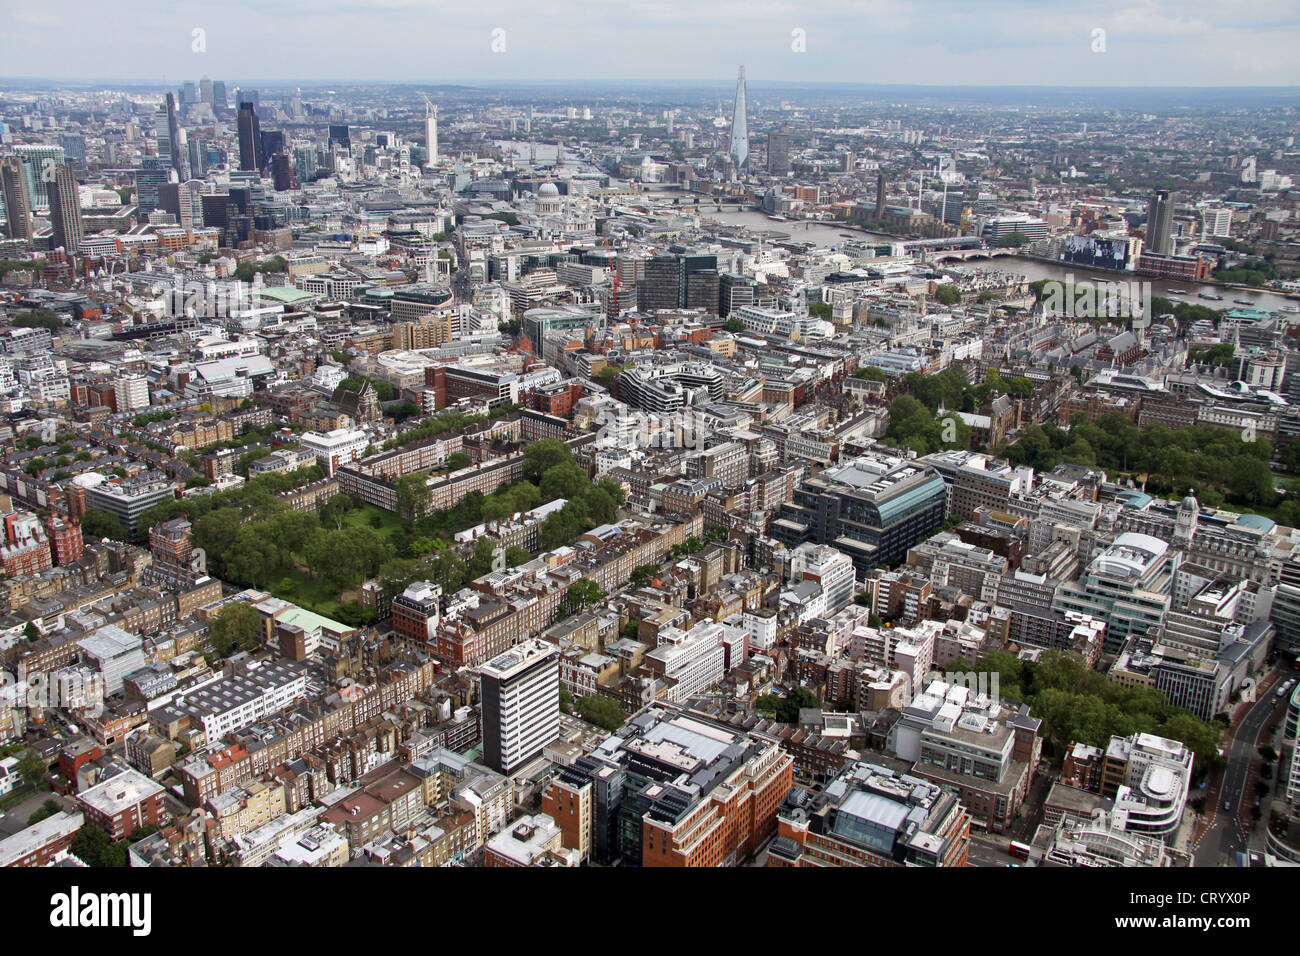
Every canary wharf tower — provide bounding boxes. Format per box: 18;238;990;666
729;66;749;173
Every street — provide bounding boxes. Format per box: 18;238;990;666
1192;669;1290;866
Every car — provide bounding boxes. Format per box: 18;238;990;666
1223;799;1232;811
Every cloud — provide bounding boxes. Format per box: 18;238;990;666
0;0;1296;85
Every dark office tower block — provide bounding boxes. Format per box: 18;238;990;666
638;254;682;312
159;93;184;178
134;166;171;216
228;186;252;215
1146;190;1175;256
1;156;33;241
719;272;756;317
767;126;792;175
237;103;261;172
46;163;84;252
685;269;719;312
259;130;285;171
200;193;229;229
271;153;294;191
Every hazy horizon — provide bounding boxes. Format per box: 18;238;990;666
2;0;1298;89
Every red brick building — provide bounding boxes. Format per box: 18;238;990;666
44;514;84;566
75;768;169;839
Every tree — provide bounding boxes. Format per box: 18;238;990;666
394;474;432;521
505;545;531;567
559;682;573;714
481;495;513;527
11;309;63;333
426;549;469;595
225;523;280;588
933;284;961;306
318;493;356;530
23;621;39;642
566;578;606;615
540;462;590;502
523;439;574;482
629;563;661;588
467;537;497;578
446;452;471;472
264;510;319;567
758;687;821;723
71;825;127;867
79;508;127;542
208;601;265;658
27;799;62;826
16;748;48;788
575;694;626;731
724;317;745;333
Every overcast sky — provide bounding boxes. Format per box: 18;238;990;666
2;0;1298;87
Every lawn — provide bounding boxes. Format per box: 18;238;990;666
270;568;346;620
339;503;406;539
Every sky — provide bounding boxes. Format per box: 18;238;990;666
1;0;1299;88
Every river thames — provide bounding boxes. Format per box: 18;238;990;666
699;208;1297;313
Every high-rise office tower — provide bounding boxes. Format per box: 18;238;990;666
328;124;350;150
46;163;84;252
180;82;197;105
294;145;317;182
1203;206;1233;239
479;639;559;775
134;161;172;216
767;125;792;175
685;268;719;312
14;144;63;211
199;76;213;104
271;153;293;191
719;272;757;317
1146;190;1175;256
188;138;206;178
637;252;719;313
729;66;749;173
424;102;438;164
158;180;205;229
259;129;285;170
875;171;887;220
1;156;32;241
59;133;86;168
211;80;227;111
158;93;184;178
237;102;261;172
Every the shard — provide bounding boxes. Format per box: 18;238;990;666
729;66;749;172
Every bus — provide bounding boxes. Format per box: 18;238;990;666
1008;841;1032;861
